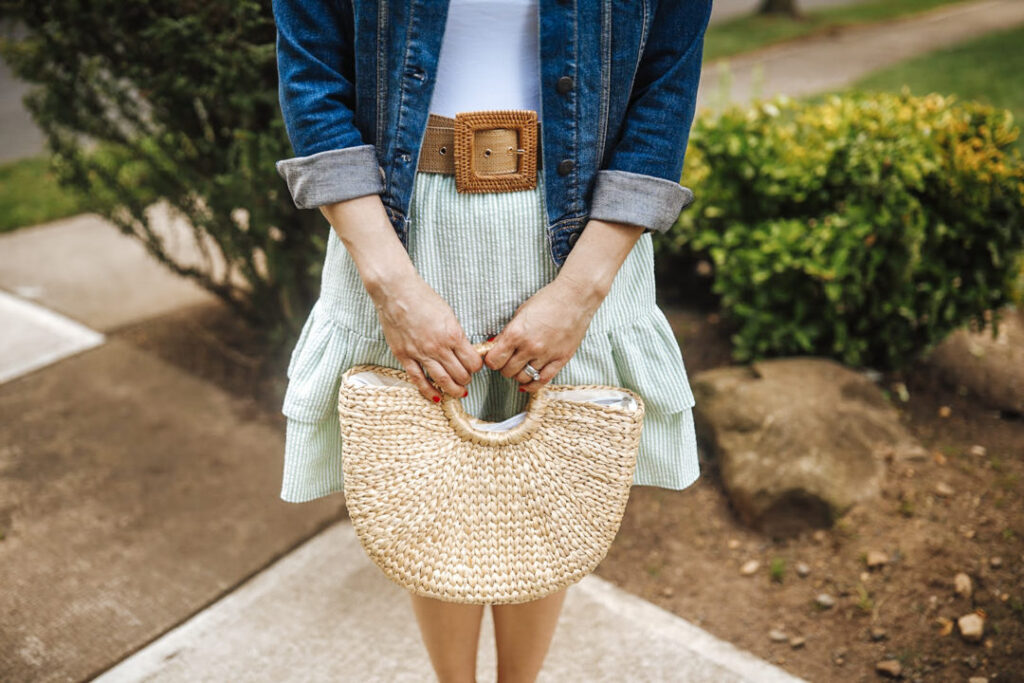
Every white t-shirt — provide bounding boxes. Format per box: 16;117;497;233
426;0;541;118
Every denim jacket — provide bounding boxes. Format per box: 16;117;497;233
272;0;712;267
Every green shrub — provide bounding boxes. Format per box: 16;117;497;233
658;89;1024;369
0;3;323;351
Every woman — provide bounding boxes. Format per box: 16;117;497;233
272;0;712;680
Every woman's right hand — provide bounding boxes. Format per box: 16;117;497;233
320;193;482;403
369;270;484;402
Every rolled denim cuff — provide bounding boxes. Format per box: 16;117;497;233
275;143;385;210
587;169;696;234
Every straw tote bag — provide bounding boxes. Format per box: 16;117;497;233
337;340;645;605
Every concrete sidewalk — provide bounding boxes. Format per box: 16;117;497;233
95;521;806;683
697;0;1024;110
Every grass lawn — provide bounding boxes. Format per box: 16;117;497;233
0;155;96;233
828;24;1024;154
705;0;971;62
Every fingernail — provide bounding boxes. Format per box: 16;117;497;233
432;395;441;403
487;335;496;341
462;388;469;397
518;387;525;392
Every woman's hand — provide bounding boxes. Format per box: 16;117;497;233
485;217;647;391
371;270;483;402
483;275;604;391
320;194;482;403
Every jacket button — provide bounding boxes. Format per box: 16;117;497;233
557;159;574;175
556;75;574;95
567;231;580;247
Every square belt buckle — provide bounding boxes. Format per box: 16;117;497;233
453;110;538;194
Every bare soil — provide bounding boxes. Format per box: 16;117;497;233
112;300;1024;683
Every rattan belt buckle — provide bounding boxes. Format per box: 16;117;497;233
453;110;538;194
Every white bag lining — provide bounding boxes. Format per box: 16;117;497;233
344;370;638;432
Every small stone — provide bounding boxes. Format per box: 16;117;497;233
660;585;675;598
727;538;741;550
954;572;973;599
968;677;988;683
812;529;827;543
936;616;954;636
957;613;985;642
789;635;806;648
938;405;952;418
869;626;887;641
815;593;835;608
969;444;986;457
935;482;955;497
875;659;902;678
989;556;1003;568
740;559;760;576
866;550;889;569
769;628;788;642
795;562;810;577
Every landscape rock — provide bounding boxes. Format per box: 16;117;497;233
769;628;788;642
957;613;985;643
921;306;1024;415
740;559;760;576
691;358;922;537
866;550;889;569
954;572;973;599
875;659;903;678
815;593;835;609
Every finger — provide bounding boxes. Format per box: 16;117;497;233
483;335;517;375
504;345;544;381
401;358;441;403
437;346;473;388
518;359;563;393
452;338;485;375
421;356;466;398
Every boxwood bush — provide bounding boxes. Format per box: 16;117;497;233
658;89;1024;370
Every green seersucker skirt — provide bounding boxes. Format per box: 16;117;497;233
278;168;701;503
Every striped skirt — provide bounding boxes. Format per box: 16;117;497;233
279;168;701;503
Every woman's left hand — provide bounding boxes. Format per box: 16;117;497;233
483;274;606;392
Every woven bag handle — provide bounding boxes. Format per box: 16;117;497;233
439;340;551;446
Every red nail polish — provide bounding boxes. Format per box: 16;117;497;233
487;335;495;341
462;388;469;397
518;387;525;392
432;395;441;403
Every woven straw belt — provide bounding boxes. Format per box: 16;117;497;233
417;109;542;193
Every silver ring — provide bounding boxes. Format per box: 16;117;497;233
523;362;541;382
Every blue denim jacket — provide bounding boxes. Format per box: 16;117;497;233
272;0;712;267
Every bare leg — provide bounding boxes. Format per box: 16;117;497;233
491;587;569;683
409;591;486;683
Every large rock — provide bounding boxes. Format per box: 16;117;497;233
692;358;924;537
921;306;1024;415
